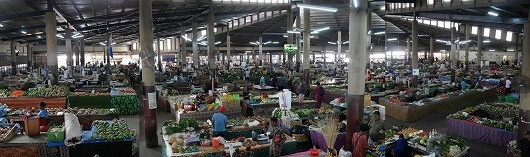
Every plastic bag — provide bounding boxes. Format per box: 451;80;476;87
64;113;83;146
338;148;352;157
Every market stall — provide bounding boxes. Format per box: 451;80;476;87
446;101;518;147
167;94;243;122
380;88;496;122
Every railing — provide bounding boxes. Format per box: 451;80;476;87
386;0;528;14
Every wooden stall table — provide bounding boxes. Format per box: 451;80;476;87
379;88;496;122
242;100;318;117
0;97;67;109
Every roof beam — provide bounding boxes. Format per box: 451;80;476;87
417;12;526;25
0;11;46;22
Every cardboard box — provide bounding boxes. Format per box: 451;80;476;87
281;117;302;128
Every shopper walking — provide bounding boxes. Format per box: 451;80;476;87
352;124;370;157
313;82;325;108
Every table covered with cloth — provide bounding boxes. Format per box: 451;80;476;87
310;130;346;152
446;118;516;147
48;128;133;157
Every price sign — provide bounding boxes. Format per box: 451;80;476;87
284;44;298;53
413;69;420;76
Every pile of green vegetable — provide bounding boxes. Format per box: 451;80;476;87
292;109;312;117
111;95;139;115
23;85;69;97
440;136;466;157
0;89;10;98
163;119;199;135
90;119;133;141
476;103;518;118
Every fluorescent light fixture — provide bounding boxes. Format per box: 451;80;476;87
37;35;41;39
418;34;429;37
263;41;272;45
459;40;471;44
287;30;301;34
21;31;27;34
56;34;64;38
387;38;397;41
311;27;330;34
250;42;258;45
297;4;338;12
272;42;279;44
99;42;105;45
507;49;515;52
352;0;358;8
435;39;450;44
487;11;499;16
283;35;288;37
328;42;337;45
0;23;3;27
374;31;385;35
215;41;221;44
380;6;385;10
127;42;132;44
484;40;491;43
489;49;495;51
182;36;192;41
343;41;349;44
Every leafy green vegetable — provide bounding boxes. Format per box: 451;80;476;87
111;95;139;115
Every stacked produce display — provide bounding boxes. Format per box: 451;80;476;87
89;119;134;141
446;100;518;147
385;126;469;157
23;86;69;97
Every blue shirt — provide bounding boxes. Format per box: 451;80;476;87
38;109;48;118
212;112;227;132
260;76;266;85
460;81;468;90
394;138;408;155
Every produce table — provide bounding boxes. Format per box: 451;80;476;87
50;114;117;130
385;140;470;157
446;118;517;147
0;97;67;109
162;135;298;157
225;125;264;140
67;95;112;109
242;100;318;116
379;88;496;122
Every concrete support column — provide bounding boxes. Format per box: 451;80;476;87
192;22;199;68
180;26;186;66
10;41;16;76
80;37;85;66
181;27;187;66
322;46;326;64
337;31;342;63
227;34;231;65
406;37;411;64
519;21;530;139
259;36;263;65
207;4;216;72
75;39;80;67
477;26;483;73
515;36;520;67
302;0;311;87
65;28;73;75
464;25;471;74
295;12;301;72
429;37;434;63
45;7;58;85
345;0;368;151
157;37;162;71
252;47;256;61
139;0;158;148
27;43;33;70
450;27;457;82
412;19;419;88
287;6;294;69
366;12;372;68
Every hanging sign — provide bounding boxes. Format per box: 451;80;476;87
284;44;298;53
412;69;420;76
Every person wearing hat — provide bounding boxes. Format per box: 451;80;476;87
212;105;228;138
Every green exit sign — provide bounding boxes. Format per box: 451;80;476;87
284;44;298;53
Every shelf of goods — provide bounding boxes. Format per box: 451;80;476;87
379;88;496;122
168;95;243;122
385;126;469;157
446;101;518;147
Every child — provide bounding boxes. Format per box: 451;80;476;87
38;102;48;118
38;102;49;132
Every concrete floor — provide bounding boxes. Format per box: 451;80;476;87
123;107;173;157
384;97;506;157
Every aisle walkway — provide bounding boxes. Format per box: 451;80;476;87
384;97;505;157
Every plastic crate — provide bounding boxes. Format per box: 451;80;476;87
47;126;65;142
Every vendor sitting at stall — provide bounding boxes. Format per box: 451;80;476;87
212;106;228;138
38;102;49;131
